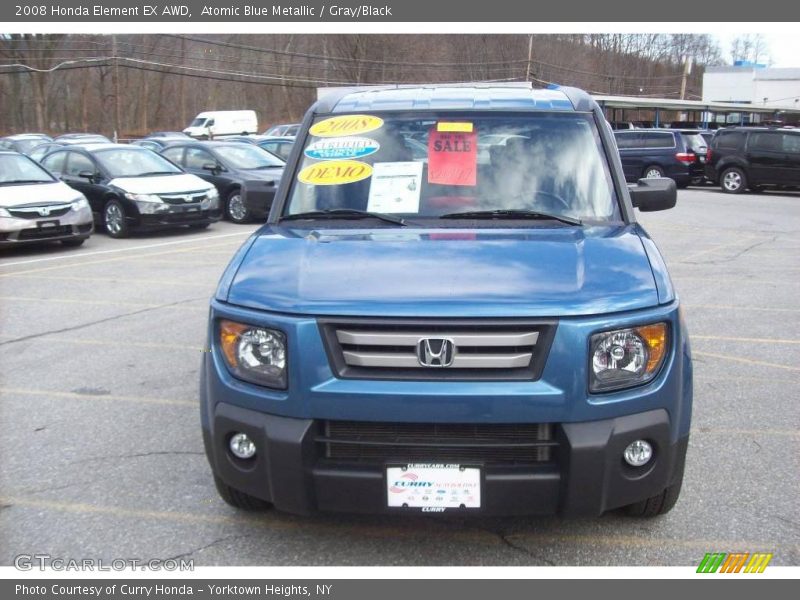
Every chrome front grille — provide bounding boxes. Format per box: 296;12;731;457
8;204;71;219
319;318;556;381
157;193;206;205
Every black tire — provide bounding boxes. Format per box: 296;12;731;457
103;199;130;238
60;238;85;247
213;475;272;510
225;188;251;224
624;478;683;517
643;165;665;179
189;222;211;230
720;167;747;194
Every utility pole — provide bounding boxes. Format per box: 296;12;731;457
112;34;121;142
525;34;533;82
680;56;693;100
179;36;186;127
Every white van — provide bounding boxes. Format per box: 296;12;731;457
183;110;258;139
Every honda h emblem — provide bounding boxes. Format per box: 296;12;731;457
37;206;51;216
417;338;456;368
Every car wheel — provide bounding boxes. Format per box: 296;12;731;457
624;478;683;517
643;165;665;179
213;475;272;510
225;189;251;224
60;238;85;247
103;199;130;238
720;167;747;194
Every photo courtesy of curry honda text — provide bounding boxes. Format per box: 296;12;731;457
200;84;691;518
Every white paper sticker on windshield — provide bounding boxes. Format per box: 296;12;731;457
367;161;423;214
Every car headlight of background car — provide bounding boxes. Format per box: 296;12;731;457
590;323;668;392
201;188;219;210
70;196;90;212
219;320;287;389
124;192;168;214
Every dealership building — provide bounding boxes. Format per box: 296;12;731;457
703;64;800;112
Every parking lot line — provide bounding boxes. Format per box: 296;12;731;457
692;350;800;372
692;335;800;345
692;427;800;438
0;495;792;555
0;387;194;407
683;304;800;313
0;295;207;311
0;239;245;277
0;335;202;351
0;231;252;268
676;237;768;262
4;273;217;288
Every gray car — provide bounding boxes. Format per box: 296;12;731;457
0;150;94;247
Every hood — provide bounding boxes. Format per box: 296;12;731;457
224;224;660;318
0;181;82;208
109;173;213;195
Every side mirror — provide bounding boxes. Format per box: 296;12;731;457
201;162;220;173
629;177;677;212
77;170;96;181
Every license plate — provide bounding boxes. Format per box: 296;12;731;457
699;156;706;163
37;219;60;228
386;464;481;511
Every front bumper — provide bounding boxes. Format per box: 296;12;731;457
0;209;94;245
204;402;688;516
136;208;222;229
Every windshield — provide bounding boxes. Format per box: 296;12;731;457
215;144;285;169
190;118;207;127
0;154;55;185
285;112;619;222
94;148;183;178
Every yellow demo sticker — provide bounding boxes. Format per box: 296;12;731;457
298;160;373;186
309;114;384;138
437;122;474;133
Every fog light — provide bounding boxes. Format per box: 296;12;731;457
229;432;256;459
623;440;653;467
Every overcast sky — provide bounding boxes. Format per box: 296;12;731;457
714;33;800;68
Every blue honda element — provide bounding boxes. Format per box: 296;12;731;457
201;84;691;517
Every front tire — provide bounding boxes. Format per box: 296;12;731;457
720;167;747;194
624;478;683;517
103;199;130;238
213;475;272;510
225;189;251;224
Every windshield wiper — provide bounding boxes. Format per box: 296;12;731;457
438;209;582;226
279;208;406;226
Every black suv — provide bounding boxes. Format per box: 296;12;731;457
705;127;800;194
614;129;705;188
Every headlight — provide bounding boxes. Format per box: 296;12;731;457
219;320;287;389
125;192;167;214
589;323;668;392
201;188;219;209
70;197;89;211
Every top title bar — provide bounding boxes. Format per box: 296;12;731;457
3;0;800;22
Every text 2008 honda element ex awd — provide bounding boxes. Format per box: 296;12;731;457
200;85;691;517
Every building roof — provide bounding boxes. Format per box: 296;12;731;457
593;94;798;114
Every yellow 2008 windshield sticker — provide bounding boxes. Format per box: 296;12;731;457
298;160;373;185
309;115;384;138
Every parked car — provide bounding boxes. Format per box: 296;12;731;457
147;131;190;138
55;133;112;144
183;110;258;139
262;123;300;137
28;142;66;163
671;129;711;185
200;85;690;519
705;127;800;193
613;129;702;188
40;143;221;238
130;136;189;152
160;141;284;223
0;134;54;155
0;150;93;247
226;135;295;162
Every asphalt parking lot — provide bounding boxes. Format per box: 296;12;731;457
0;187;798;567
